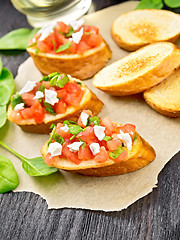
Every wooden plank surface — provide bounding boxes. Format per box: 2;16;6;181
0;1;180;239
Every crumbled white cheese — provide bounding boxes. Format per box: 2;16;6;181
33;91;44;99
117;130;132;150
19;81;36;95
38;23;56;41
14;103;24;111
67;142;84;152
70;18;84;31
60;124;69;132
71;27;83;44
44;89;59;106
93;125;105;141
48;142;62;157
80;112;89;126
89;143;100;155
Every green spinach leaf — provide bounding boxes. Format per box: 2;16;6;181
0;28;39;50
0;57;2;76
0;105;7;128
0;68;15;105
0;155;19;193
0;141;58;176
164;0;180;8
135;0;163;9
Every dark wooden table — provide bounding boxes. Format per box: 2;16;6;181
0;1;180;239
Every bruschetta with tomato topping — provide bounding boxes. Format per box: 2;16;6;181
41;111;156;177
27;19;112;80
7;73;103;134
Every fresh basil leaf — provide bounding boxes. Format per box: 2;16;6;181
68;125;83;135
56;74;69;88
109;145;123;159
103;136;112;141
44;101;56;115
11;94;24;109
37;84;45;92
50;75;59;86
0;57;2;76
0;68;15;105
54;132;64;144
0;155;19;193
135;0;163;9
77;81;82;86
88;116;101;126
63;120;77;125
55;42;71;53
164;0;180;8
70;135;76;140
35;47;39;55
65;26;75;37
0;28;39;50
48;72;60;78
39;76;50;82
0;105;7;128
48;125;57;145
134;132;137;141
50;123;56;129
84;32;93;35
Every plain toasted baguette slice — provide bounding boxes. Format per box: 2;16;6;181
93;42;180;96
27;41;112;80
144;68;180;118
111;9;180;51
41;132;156;177
7;81;103;134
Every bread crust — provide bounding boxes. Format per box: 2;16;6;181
41;133;156;177
93;42;180;96
111;9;180;51
7;84;103;134
143;68;180;117
27;41;112;80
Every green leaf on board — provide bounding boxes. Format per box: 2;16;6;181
135;0;163;9
0;105;7;128
164;0;180;8
0;155;19;193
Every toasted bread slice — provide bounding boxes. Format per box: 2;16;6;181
93;42;180;96
41;132;155;177
111;9;180;51
144;68;180;117
27;41;112;80
7;81;103;134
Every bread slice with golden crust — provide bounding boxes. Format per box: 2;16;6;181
111;9;180;51
93;42;180;96
41;132;155;177
144;68;180;118
27;41;112;80
7;81;103;134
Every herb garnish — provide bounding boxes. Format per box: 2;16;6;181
55;42;71;53
43;101;56;115
11;94;24;109
109;145;123;159
103;136;112;141
88;116;101;126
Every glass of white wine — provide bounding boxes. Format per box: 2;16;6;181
10;0;92;27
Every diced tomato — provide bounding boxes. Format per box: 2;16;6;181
77;126;97;144
65;82;81;95
54;99;67;114
31;100;45;123
64;92;83;107
44;153;56;167
101;117;115;135
21;93;35;106
93;146;109;163
32;82;41;94
42;81;51;89
54;29;66;45
56;88;67;98
62;143;81;165
10;110;23;123
37;41;51;52
78;145;93;160
117;124;136;140
66;41;77;54
76;40;91;54
84;34;102;47
56;123;71;138
43;33;56;50
113;149;128;162
107;139;122;151
20;108;33;120
56;22;70;34
83;25;99;34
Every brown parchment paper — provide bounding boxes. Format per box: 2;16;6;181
0;1;180;211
